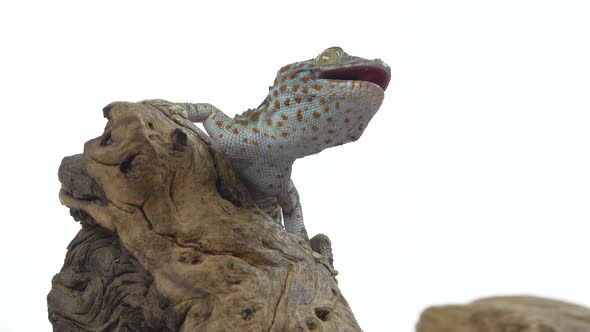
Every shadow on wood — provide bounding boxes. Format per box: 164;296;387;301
48;102;361;331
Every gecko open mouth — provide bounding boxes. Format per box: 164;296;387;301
318;65;391;91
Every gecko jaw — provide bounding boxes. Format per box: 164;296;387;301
317;64;391;91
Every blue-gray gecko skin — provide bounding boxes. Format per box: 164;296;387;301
144;47;390;266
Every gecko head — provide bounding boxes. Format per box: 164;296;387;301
259;47;391;155
313;47;390;91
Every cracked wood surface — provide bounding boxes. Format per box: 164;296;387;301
49;102;361;331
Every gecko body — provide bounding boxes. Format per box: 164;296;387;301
145;47;390;267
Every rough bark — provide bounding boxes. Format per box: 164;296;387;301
48;102;361;331
417;296;590;332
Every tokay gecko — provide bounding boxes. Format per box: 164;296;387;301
143;47;390;272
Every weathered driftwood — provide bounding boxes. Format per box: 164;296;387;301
417;296;590;332
48;102;360;331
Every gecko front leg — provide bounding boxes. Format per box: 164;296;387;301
310;233;337;275
140;99;221;123
279;180;337;275
279;180;308;241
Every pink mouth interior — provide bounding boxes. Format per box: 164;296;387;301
318;65;391;90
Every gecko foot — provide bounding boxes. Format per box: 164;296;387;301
140;99;190;119
299;234;338;276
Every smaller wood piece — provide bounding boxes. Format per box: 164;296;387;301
417;296;590;332
48;102;361;331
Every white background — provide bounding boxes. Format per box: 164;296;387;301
1;1;589;331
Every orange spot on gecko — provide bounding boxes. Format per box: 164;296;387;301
279;65;290;73
292;85;300;92
216;121;223;128
237;120;248;126
252;128;260;134
250;112;260;121
344;117;350;123
294;96;302;103
301;77;311;83
232;128;239;134
251;140;259;147
325;139;333;144
312;111;321;118
335;102;340;110
281;114;288;120
326;117;333;122
312;136;318;141
319;98;326;104
324;106;330;113
301;87;308;94
274;101;281;109
280;85;287;92
281;132;288;137
328;129;335;134
311;125;318;131
277;121;284;127
296;109;303;122
266;119;273;126
273;90;278;97
312;84;322;91
226;125;232;129
284;99;290;107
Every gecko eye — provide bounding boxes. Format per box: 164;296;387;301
316;47;344;66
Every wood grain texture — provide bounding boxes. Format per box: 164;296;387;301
48;102;360;331
417;296;590;332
